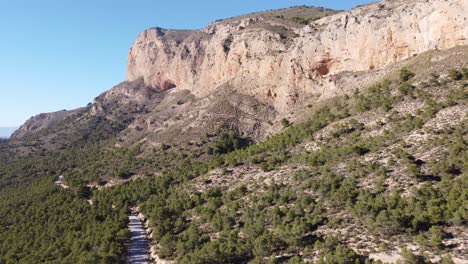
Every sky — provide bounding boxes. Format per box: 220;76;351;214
0;0;375;127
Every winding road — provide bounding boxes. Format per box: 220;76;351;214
127;215;150;264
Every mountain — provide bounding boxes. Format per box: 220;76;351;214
10;0;467;151
127;0;467;111
1;0;467;263
0;127;18;138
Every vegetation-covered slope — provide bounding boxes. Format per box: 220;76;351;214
117;63;467;263
0;47;466;263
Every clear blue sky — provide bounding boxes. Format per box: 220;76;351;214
0;0;375;127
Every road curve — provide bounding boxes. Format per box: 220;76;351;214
127;215;150;264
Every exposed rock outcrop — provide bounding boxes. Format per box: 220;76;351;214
127;0;468;112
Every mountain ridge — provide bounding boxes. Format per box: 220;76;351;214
127;0;467;111
11;0;468;149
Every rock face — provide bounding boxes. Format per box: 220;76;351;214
10;0;468;147
127;0;468;112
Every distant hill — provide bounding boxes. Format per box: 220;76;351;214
0;127;17;138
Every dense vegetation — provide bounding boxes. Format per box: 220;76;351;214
0;67;466;263
0;140;133;263
0;179;128;263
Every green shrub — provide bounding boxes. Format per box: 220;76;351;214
399;82;415;96
281;118;291;128
290;16;311;25
401;248;418;264
400;68;415;82
429;226;444;251
406;163;421;178
461;67;468;79
448;69;462;80
208;132;245;155
159;233;177;258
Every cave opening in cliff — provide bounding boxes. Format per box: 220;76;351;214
161;80;177;90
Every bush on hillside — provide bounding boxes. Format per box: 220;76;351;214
400;68;415;82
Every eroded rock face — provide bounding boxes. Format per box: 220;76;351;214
127;0;468;112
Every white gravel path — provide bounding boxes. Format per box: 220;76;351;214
127;215;150;264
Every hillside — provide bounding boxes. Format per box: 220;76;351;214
0;0;467;263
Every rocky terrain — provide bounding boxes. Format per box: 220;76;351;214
1;0;467;263
127;0;467;111
11;0;468;152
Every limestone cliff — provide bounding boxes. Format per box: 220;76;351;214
127;0;468;112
